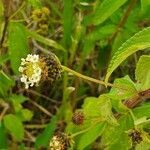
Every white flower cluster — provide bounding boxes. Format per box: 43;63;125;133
19;54;42;89
49;136;63;150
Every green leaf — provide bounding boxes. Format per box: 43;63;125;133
101;115;133;150
3;114;24;141
133;103;150;118
82;97;101;118
112;30;133;55
134;117;150;126
136;141;150;150
0;122;8;149
108;76;137;113
67;96;116;149
141;0;150;12
105;27;150;83
12;100;22;113
135;55;150;90
35;116;57;149
9;95;33;122
9;94;28;113
106;132;131;150
91;0;127;25
9;94;28;104
0;71;14;97
110;76;137;99
27;29;65;51
8;22;29;74
17;109;33;122
76;122;106;150
83;95;117;125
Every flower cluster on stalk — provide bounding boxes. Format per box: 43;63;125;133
19;54;62;89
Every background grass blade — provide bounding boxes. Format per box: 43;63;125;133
27;30;65;51
62;0;73;48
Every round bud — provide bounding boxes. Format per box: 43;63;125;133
129;130;142;144
39;54;62;82
72;110;84;125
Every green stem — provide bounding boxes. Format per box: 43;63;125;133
62;65;118;88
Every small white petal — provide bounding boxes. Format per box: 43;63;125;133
21;58;27;65
20;75;27;82
19;54;42;89
21;58;25;62
26;54;32;61
21;62;26;65
25;84;29;89
30;82;34;87
32;55;39;62
19;67;24;72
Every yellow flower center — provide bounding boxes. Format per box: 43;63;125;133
24;62;40;78
24;63;34;78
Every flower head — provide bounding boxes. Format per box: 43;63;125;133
31;7;50;35
32;7;50;21
49;133;70;150
19;54;62;89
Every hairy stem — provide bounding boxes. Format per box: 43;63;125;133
62;65;127;90
124;89;150;108
115;89;150;119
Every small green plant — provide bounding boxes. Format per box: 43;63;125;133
0;0;150;149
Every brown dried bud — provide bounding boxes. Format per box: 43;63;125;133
72;110;84;125
39;54;62;82
129;129;142;144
